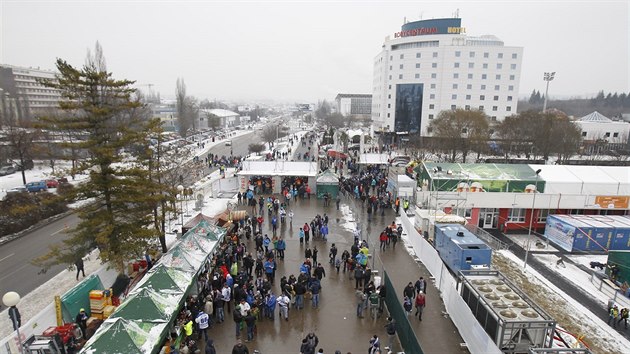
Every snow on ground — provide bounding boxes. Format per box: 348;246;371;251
495;250;630;354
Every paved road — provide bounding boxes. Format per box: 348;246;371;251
0;213;79;300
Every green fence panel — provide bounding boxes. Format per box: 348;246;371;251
384;270;423;354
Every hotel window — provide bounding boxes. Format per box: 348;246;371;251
453;84;459;89
416;63;421;68
507;96;513;101
452;94;457;99
400;64;404;69
416;53;421;58
496;74;501;80
510;64;517;70
454;62;460;68
508;85;514;91
468;74;473;79
390;56;393;60
506;106;512;112
495;85;500;90
455;51;461;57
387;113;390;117
581;131;587;137
480;95;485;100
483;52;489;58
491;116;497;121
466;95;471;100
492;106;498;111
466;84;472;89
433;52;438;58
494;96;499;101
388;94;391;99
479;105;484;111
388;85;392;89
429;94;435;99
498;53;504;59
430;84;436;89
465;105;471;110
483;63;488;69
481;74;487;80
427;127;433;133
469;52;475;58
468;62;474;69
508;209;526;222
497;63;503;69
605;132;611;137
453;73;459;79
512;53;518;59
614;132;619;138
428;114;434;120
509;75;515;80
387;104;391;108
415;74;420;79
389;75;392;80
399;74;403;79
431;73;437;79
400;54;404;59
450;105;457;110
429;104;435;109
430;63;437;68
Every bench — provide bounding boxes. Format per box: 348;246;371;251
603;278;621;291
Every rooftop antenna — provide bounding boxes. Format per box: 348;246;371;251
403;16;407;24
454;8;460;18
419;12;423;20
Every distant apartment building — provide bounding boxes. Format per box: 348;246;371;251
371;18;523;135
335;94;372;119
0;64;61;124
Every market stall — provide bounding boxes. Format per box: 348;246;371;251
237;160;318;195
316;170;340;199
80;220;226;354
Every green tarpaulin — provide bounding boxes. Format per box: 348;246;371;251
81;317;161;354
60;274;103;322
111;288;177;322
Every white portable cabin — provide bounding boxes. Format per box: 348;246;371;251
415;209;467;242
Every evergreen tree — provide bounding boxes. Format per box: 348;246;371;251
35;44;165;272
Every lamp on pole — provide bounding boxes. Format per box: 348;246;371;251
542;72;555;112
523;169;542;270
177;185;184;229
3;291;24;354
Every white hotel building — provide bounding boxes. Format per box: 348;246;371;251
371;18;523;136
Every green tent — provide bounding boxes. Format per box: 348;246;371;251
81;317;163;354
316;170;340;199
111;288;178;322
157;252;198;275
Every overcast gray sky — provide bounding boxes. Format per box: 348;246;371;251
1;0;628;103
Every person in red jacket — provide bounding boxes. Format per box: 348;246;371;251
415;291;426;321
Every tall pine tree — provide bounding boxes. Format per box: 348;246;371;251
35;44;166;272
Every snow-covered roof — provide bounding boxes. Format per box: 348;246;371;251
237;161;318;177
317;170;339;183
346;129;363;138
200;108;239;118
358;153;390;165
530;164;630;195
579;111;613;123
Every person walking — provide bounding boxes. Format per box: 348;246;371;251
233;305;243;338
356;289;367;318
415;291;426;321
384;317;396;351
403;282;416;300
205;339;217;354
231;340;250;354
195;309;210;342
369;334;381;354
299;227;305;244
303;223;311;243
618;307;629;329
403;296;412;317
310;278;322;308
609;305;620;327
75;257;85;280
414;277;426;294
244;310;256;342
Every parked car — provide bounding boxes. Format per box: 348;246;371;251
45;179;59;188
25;181;48;193
225;140;232;146
0;165;16;176
6;186;27;194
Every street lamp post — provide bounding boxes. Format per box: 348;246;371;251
542;72;555;112
523;169;542;270
177;185;184;230
3;291;23;354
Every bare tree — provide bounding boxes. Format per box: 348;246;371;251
176;78;194;137
429;109;490;163
248;143;265;155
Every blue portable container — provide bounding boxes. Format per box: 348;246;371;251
434;224;492;274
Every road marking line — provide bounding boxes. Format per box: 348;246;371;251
51;228;66;236
0;253;14;262
0;264;28;281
